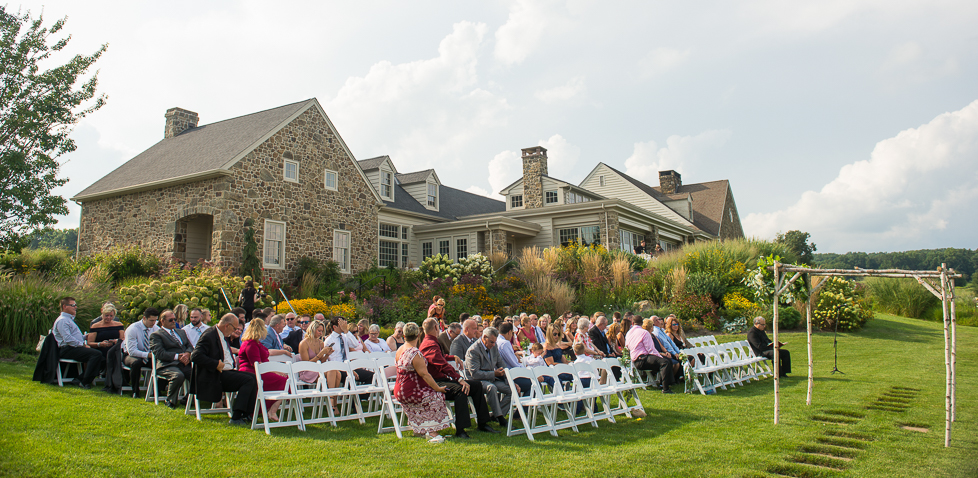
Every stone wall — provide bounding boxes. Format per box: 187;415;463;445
601;210;621;251
718;187;744;240
658;170;682;195
521;147;547;210
78;107;379;283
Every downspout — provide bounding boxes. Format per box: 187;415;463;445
602;203;609;248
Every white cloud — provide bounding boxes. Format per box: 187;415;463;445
744;99;978;251
325;22;511;173
623;130;732;184
878;41;958;89
53;122;130;228
487;150;521;196
534;76;586;103
494;0;565;66
638;47;691;79
538;134;580;181
465;185;492;198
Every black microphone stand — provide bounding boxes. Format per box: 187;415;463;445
830;314;844;375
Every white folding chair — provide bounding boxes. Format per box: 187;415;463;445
531;366;579;433
553;363;598;429
268;353;295;363
348;358;387;421
184;363;235;421
601;358;646;415
56;358;83;386
573;361;616;424
251;361;305;434
504;367;559;441
591;360;633;419
319;361;364;426
374;356;406;438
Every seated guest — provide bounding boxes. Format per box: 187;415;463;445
571;343;594;388
574;317;605;358
665;316;692;349
323;316;374;390
517;316;536;345
52;297;104;389
283;314;311;352
394;322;452;443
238;318;291;421
123;308;160;397
149;309;193;408
625;318;676;394
230;307;247;324
182;308;210;348
747;317;791;377
450;318;479;359
588;315;619;358
437;321;461;355
464;327;513;425
420;318;495;437
89;302;117;325
260;315;293;353
540;324;574;386
356;318;370;342
387;322;405;351
651;316;684;362
227;318;244;354
615;318;631;352
525;343;546;367
86;302;126;392
496;322;531;397
201;309;212;324
535;315;548;343
605;322;623;356
297;320;333;384
173;303;189;329
191;313;259;425
279;313;298;340
363;324;392;353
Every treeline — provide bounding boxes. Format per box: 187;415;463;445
815;248;977;281
26;228;78;252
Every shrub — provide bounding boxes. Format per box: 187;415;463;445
275;298;355;319
115;268;271;323
0;274;113;345
864;277;937;318
671;293;716;324
0;248;74;277
420;253;457;281
685;272;726;303
812;277;873;331
760;306;803;330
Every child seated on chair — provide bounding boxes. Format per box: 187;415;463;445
525;343;546;368
571;343;594;385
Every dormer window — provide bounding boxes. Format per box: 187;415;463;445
427;183;438;208
511;194;523;208
284;160;299;183
381;170;393;199
545;190;558;204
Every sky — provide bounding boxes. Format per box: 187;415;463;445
15;0;978;253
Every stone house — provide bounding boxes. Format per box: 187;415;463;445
74;98;743;281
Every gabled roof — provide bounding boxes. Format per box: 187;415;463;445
382;183;504;221
357;155;390;171
74;99;315;200
499;174;604;198
396;169;436;184
599;163;730;237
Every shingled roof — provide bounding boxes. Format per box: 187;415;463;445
357;156;389;171
602;163;730;237
73;99;315;201
382;184;505;221
396;170;435;184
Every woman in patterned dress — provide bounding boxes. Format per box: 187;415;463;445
393;322;452;443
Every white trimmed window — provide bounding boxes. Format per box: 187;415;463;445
427;183;438;208
558;226;601;247
422;241;433;260
380;170;393;199
456;238;468;260
263;220;286;269
401;243;409;268
378;223;409;268
284;160;299;183
545;190;558;204
599;175;606;186
511;194;523;208
438;238;450;256
324;169;338;191
334;230;351;273
379;240;399;268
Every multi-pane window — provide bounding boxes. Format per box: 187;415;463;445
381;171;393;198
545;190;558;204
456;238;468;260
422;241;433;260
620;230;641;253
324;169;337;191
439;239;450;256
566;191;591;204
427;183;438;208
379;224;399;238
284;160;299;182
334;230;350;273
558;228;578;246
401;227;408;240
263;220;286;268
401;243;409;268
559;226;601;246
581;226;600;246
379;241;399;267
511;195;523;208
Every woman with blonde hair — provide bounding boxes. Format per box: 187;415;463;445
297;320;333;383
606;321;623;355
173;303;189;329
517;316;536;345
387;322;405;351
427;297;447;332
238;318;289;421
665;316;692;349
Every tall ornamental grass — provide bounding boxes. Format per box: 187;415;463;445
0;274;114;345
863;277;937;318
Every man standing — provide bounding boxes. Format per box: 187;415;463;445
260;315;293;353
150;309;193;408
182;308;209;348
464;327;512;425
52;297;104;389
438;322;461;356
451;318;479;359
191;314;258;425
420;318;496;438
625;319;675;394
123;308;160;397
748;317;791;377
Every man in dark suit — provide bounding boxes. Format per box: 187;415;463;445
283;314;311;352
438;322;461;355
450;318;478;359
191;313;258;425
464;327;511;424
747;316;791;377
150;309;194;408
589;316;623;380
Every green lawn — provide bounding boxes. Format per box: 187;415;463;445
1;314;975;477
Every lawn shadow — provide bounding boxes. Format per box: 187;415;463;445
856;317;944;344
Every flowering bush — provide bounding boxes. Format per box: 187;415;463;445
116;268;272;323
456;253;493;280
812;277;873;331
276;298;331;317
419;253;493;283
420;253;457;281
671;292;716;324
744;254;808;305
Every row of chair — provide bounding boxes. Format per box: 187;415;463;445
681;338;772;395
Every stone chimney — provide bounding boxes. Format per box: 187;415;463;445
521;146;548;209
659;170;682;194
164;107;199;139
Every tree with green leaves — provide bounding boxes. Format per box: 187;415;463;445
775;230;817;265
239;219;262;282
0;8;107;251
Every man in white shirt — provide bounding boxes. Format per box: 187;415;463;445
182;308;210;348
52;297;104;389
496;322;531;397
323;316;373;388
123;307;160;397
279;312;298;340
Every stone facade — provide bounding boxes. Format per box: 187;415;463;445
718;187;743;241
489;229;508;255
658;170;682;195
521;146;548;209
164;108;199;139
78;107;379;283
600;210;621;251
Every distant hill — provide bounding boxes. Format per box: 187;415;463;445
815;248;977;280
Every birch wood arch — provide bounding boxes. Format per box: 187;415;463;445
767;262;961;448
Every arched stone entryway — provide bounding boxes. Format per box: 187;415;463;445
174;213;214;263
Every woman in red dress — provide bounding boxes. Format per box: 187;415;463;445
393;322;451;443
238;318;293;421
